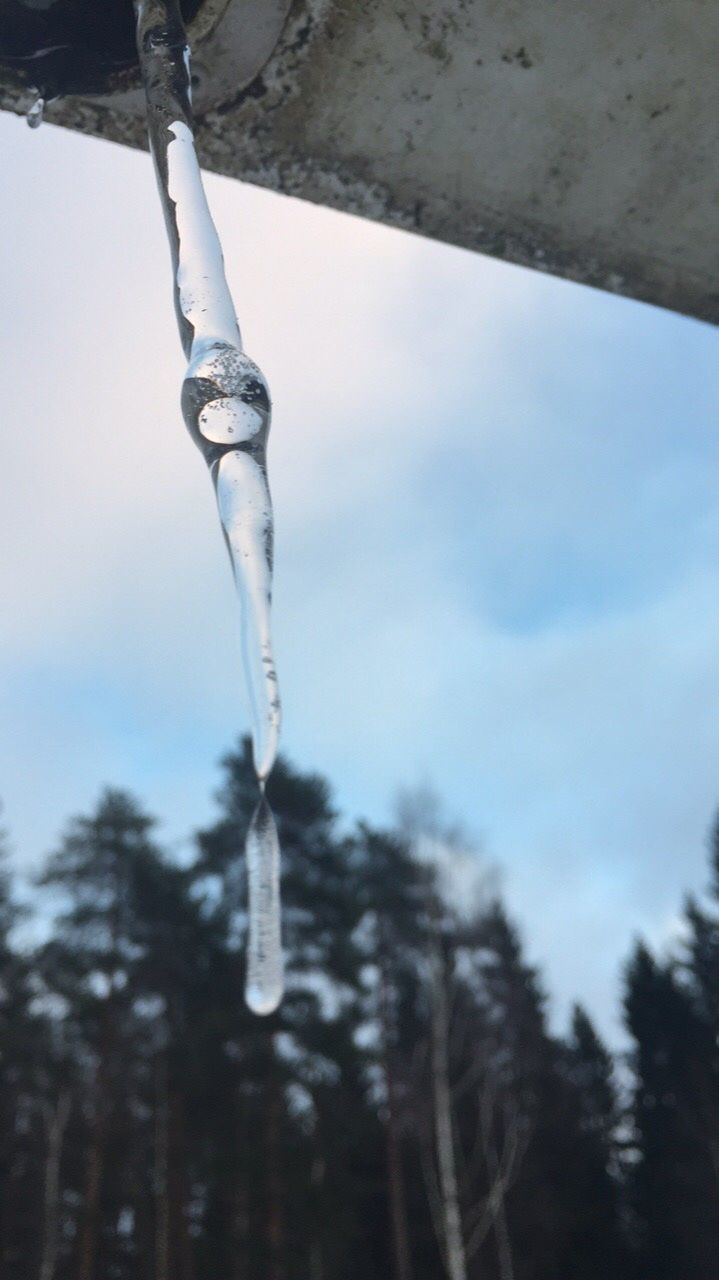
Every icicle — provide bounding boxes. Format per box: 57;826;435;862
26;94;44;129
244;795;283;1015
133;0;284;1012
213;448;280;781
133;0;281;785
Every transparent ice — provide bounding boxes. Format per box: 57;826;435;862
244;795;284;1016
166;119;281;783
134;0;283;1013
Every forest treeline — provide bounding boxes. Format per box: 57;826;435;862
1;739;719;1280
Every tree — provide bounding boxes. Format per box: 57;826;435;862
196;741;381;1280
0;817;56;1280
684;817;719;1034
0;750;669;1280
561;1005;628;1279
624;941;719;1279
455;904;628;1280
354;824;438;1280
566;1006;618;1149
37;788;170;1280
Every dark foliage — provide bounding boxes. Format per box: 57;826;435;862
0;745;716;1278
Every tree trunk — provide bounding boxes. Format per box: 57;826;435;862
430;951;467;1280
229;1088;250;1280
154;1057;170;1280
493;1197;515;1280
168;1087;195;1280
379;963;413;1280
266;1060;286;1280
77;1061;108;1280
155;1055;195;1280
309;1154;325;1280
481;1117;515;1280
38;1092;71;1280
0;1085;22;1272
76;1125;104;1280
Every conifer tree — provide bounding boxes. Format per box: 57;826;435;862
1;752;693;1280
685;816;719;1032
350;823;439;1280
566;1005;618;1148
562;1005;628;1279
196;741;381;1280
37;788;169;1280
465;905;628;1280
0;822;45;1279
624;941;719;1279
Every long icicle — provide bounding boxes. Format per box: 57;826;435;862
133;0;283;1015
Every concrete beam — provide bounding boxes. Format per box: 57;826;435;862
2;0;717;324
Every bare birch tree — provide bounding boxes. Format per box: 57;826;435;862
430;946;468;1280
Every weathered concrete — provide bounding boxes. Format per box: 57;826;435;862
2;0;717;323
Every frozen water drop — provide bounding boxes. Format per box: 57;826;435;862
197;397;262;444
26;96;44;129
244;796;283;1015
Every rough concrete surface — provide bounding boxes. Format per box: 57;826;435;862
2;0;717;323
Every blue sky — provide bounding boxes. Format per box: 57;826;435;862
1;110;718;1043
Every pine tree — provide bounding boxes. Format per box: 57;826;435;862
566;1005;618;1147
0;821;46;1279
37;788;169;1280
462;904;628;1280
562;1005;628;1278
129;823;236;1280
196;741;380;1280
624;941;719;1279
351;823;439;1280
0;749;673;1280
685;815;719;1032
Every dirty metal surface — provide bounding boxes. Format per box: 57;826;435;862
1;0;717;324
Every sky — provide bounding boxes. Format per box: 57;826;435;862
1;109;718;1045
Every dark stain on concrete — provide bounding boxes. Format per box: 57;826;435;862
502;46;533;69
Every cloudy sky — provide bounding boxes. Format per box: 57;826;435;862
1;110;718;1044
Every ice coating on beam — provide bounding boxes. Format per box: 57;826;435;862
244;795;283;1016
